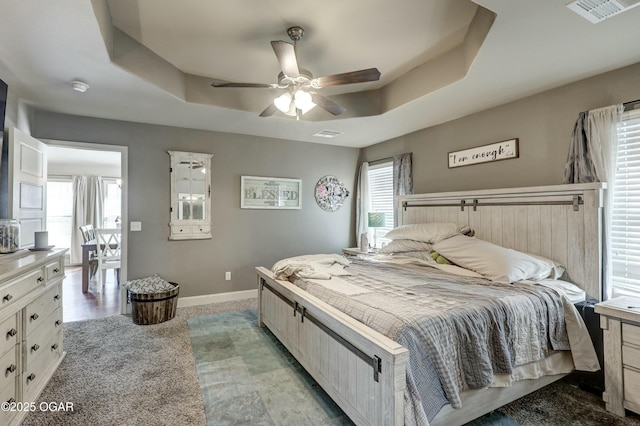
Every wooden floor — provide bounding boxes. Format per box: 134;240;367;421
62;266;121;322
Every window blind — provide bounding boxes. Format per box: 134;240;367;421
612;109;640;297
367;161;394;247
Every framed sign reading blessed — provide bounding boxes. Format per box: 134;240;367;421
448;138;519;168
241;176;302;209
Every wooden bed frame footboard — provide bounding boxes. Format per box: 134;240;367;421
256;266;409;426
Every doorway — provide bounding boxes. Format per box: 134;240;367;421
43;140;128;321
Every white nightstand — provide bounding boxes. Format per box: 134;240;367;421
595;296;640;417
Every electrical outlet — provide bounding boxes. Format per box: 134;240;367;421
225;271;231;281
130;221;142;231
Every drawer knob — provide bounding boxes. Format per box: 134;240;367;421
37;276;44;283
7;328;17;337
2;294;12;302
51;343;59;351
31;344;40;352
7;397;15;404
53;268;60;273
54;294;60;301
6;364;16;374
26;373;36;382
55;320;62;327
30;313;39;321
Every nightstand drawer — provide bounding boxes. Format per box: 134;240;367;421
623;344;640;370
623;323;640;347
624;368;640;406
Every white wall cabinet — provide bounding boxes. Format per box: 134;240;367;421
0;249;66;426
168;151;213;240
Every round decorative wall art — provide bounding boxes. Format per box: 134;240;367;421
314;175;350;212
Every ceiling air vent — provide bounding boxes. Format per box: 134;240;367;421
567;0;640;23
313;130;343;138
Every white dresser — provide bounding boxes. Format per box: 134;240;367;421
595;296;640;418
0;249;66;426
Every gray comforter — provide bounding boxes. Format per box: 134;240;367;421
289;258;571;425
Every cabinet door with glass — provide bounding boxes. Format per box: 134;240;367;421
168;151;213;240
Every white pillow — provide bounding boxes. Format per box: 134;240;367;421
378;239;433;254
536;279;586;303
433;234;556;283
384;223;460;243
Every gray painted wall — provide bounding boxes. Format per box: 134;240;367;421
32;112;359;297
362;61;640;194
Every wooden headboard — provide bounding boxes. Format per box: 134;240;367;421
396;183;605;300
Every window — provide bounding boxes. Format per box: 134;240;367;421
611;109;640;297
46;179;74;248
103;178;122;228
367;161;394;247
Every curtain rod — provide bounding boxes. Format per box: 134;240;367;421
368;156;393;166
624;99;640;111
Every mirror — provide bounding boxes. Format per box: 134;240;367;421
168;151;213;240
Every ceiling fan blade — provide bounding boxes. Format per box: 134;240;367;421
271;40;300;78
310;94;347;116
212;81;279;88
259;103;278;117
312;68;381;88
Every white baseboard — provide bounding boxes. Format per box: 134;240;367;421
176;289;257;308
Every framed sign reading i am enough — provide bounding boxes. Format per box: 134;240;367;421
448;138;519;168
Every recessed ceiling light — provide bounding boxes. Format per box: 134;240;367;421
70;80;90;93
313;130;343;138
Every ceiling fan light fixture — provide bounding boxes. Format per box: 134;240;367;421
274;93;292;113
294;90;315;113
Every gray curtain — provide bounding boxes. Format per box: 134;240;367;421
87;176;104;229
562;104;623;300
393;153;413;196
562;112;600;184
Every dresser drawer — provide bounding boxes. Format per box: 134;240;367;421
46;259;64;281
0;268;45;310
623;323;640;347
0;313;18;358
624;368;640;406
23;331;62;402
0;381;17;426
24;308;62;370
24;283;62;336
0;347;18;396
623;344;640;371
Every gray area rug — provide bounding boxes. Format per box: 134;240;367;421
22;299;640;425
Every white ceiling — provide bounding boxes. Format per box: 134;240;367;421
1;0;640;148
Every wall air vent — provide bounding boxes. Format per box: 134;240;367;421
313;130;343;138
567;0;640;23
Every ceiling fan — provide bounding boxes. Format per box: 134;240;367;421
211;26;381;119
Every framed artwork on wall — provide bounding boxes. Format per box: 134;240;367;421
241;176;301;209
448;138;519;168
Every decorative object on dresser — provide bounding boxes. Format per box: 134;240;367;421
448;138;519;168
595;296;640;417
0;219;20;254
0;248;67;426
240;175;301;210
314;175;350;212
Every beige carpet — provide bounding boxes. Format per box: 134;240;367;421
22;299;256;426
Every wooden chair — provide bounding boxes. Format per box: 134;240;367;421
94;228;122;292
79;224;98;279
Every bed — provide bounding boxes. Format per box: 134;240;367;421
255;183;605;425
